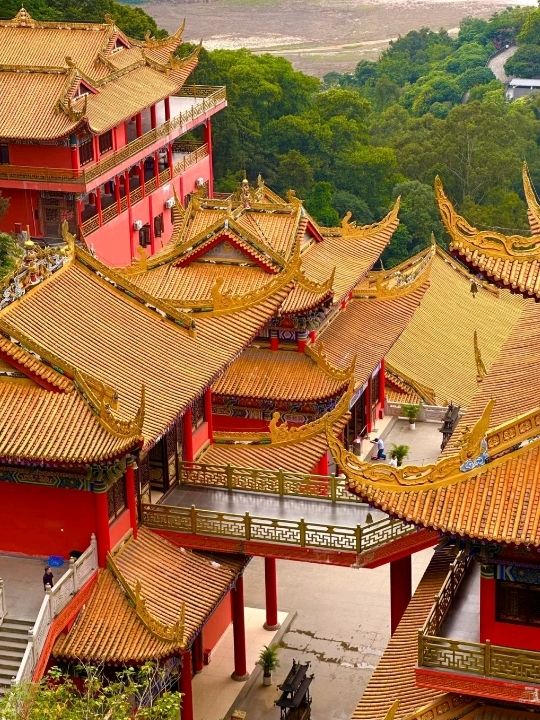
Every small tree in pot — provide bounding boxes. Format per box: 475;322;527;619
390;444;410;467
259;644;280;686
401;403;420;430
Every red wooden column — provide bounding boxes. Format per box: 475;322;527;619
193;632;204;674
390;555;412;634
125;462;138;540
95;186;103;226
378;359;386;419
75;198;83;229
204;119;214;195
183;408;194;462
231;575;249;681
70;143;80;172
364;382;373;433
318;451;329;476
164;96;171;122
167;142;174;180
204;388;214;442
180;649;194;720
150;104;157;130
135;112;143;138
93;492;110;568
114;177;121;213
124;170;131;206
264;558;280;631
139;162;145;197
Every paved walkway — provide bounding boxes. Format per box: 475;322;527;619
0;554;68;621
165;487;385;527
488;46;517;84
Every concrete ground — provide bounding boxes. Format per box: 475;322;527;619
228;548;434;720
366;418;443;466
0;554;68;621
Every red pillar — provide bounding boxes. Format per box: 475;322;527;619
364;382;373;433
183;408;194;462
297;331;308;352
318;451;330;476
154;150;160;181
390;555;412;634
264;558;280;631
70;144;80;172
149;193;155;254
378;359;386;419
150;104;157;130
193;632;204;674
139;162;145;196
167;142;174;180
204;119;214;196
114;177;121;213
93;492;110;568
308;330;317;343
204;388;214;442
124;170;131;207
75;198;83;229
125;463;138;540
180;649;194;720
270;331;279;351
231;575;249;681
164;96;171;122
135;112;143;138
95;186;103;226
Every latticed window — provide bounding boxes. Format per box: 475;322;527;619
78;137;94;166
192;394;206;430
108;475;127;521
98;130;113;154
154;213;164;238
496;581;540;625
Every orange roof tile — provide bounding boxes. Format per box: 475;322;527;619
54;528;246;662
1;249;291;449
351;547;454;720
213;347;348;402
387;249;523;406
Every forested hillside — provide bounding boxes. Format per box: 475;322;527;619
2;0;540;265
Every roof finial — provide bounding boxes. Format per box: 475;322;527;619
13;5;35;25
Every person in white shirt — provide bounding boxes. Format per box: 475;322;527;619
371;437;386;460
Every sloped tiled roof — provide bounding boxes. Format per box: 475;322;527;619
54;528;246;662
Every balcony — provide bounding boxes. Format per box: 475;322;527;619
80;142;208;236
417;552;540;703
140;461;430;566
0;86;225;189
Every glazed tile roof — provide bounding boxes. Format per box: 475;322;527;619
0;9;195;139
385;370;424;406
1;250;291;449
319;282;429;392
351;547;454;720
386;249;523;407
200;415;349;473
213;347;348;402
54;528;246;662
436;173;540;300
0;376;140;465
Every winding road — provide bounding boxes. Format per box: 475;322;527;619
488;45;518;83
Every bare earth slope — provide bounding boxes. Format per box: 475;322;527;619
146;0;536;76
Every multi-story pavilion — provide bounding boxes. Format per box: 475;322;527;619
0;8;225;266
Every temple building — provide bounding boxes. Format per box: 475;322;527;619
0;8;225;267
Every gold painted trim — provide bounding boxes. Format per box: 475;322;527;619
305;342;355;382
523;161;540;234
340;196;400;238
385;362;437;406
353;243;433;299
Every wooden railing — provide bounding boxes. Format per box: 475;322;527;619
80;143;209;235
141;504;416;554
178;460;364;503
417;551;540;685
0;86;225;186
13;536;98;685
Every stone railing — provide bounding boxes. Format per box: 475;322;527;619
141;504;416;555
13;535;98;685
0;86;224;187
417;551;540;685
178;460;363;504
386;402;446;423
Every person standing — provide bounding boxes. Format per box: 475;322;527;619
371;437;386;460
43;566;54;590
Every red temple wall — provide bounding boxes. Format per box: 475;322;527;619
0;483;95;557
212;415;269;433
193;421;211;458
178;157;211;203
109;509;131;551
202;591;232;653
8;144;72;169
0;188;41;235
480;576;540;652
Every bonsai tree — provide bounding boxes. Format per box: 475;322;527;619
259;644;280;685
390;444;410;467
401;403;420;426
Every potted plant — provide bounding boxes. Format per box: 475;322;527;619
259;644;280;686
390;444;410;467
401;403;420;430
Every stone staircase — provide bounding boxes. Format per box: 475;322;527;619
0;619;33;695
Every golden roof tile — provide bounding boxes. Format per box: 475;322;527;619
54;528;246;662
213;345;349;402
387;248;523;407
351;547;455;720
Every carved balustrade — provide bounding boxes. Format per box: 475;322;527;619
141;503;416;554
12;535;98;685
417;551;540;685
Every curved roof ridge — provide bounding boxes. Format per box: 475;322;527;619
522;160;540;235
